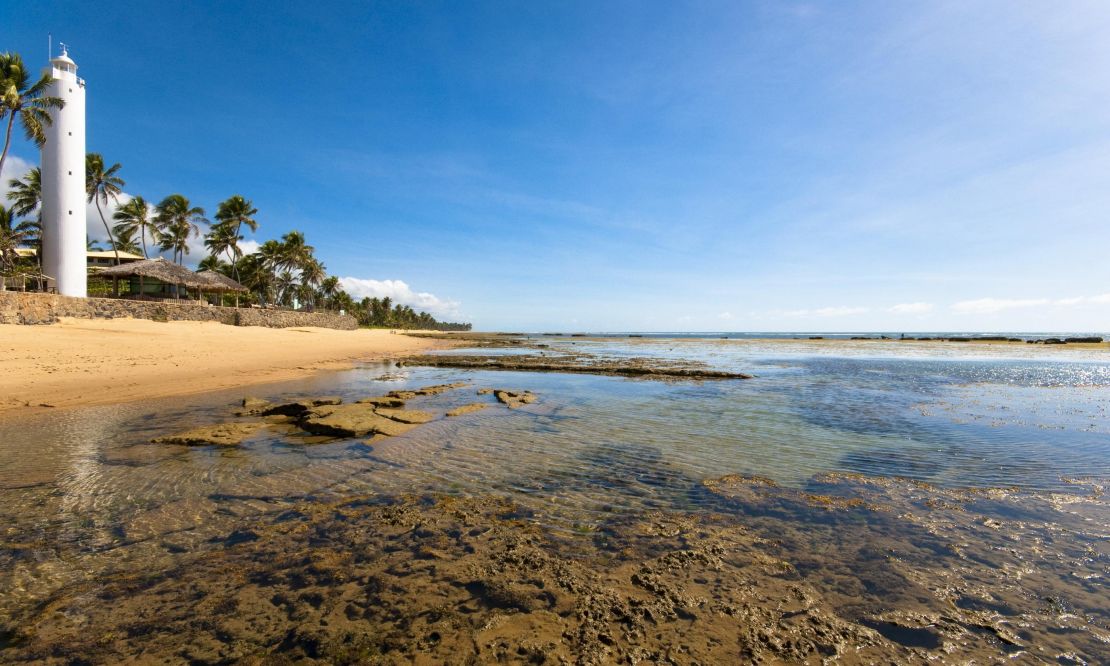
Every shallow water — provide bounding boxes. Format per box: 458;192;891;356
1;338;1108;661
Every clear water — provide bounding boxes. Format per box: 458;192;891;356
1;337;1108;652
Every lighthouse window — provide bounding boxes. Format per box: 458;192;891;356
68;132;72;136
68;171;72;175
68;211;73;215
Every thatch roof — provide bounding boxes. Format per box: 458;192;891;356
96;257;210;288
195;270;249;293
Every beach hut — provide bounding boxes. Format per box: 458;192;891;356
195;270;249;306
96;257;209;300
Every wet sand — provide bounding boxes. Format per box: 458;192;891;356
0;318;451;416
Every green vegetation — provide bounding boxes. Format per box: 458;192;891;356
0;50;470;329
0;52;64;179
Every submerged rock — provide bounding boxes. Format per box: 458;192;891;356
235;397;272;416
300;404;413;438
375;408;435;424
386;382;470;400
152;422;268;447
494;390;537;409
446;403;488;417
356;396;407;408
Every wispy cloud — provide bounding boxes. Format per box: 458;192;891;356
769;306;869;318
888;302;934;315
951;298;1050;314
338;277;461;318
717;311;735;320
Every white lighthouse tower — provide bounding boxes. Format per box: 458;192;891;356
40;44;87;297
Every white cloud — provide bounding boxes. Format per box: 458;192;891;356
888;302;934;314
0;154;35;202
239;239;261;255
770;306;869;318
951;298;1050;314
717;311;735;320
812;306;868;317
338;277;461;318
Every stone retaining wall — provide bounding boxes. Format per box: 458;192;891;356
0;292;358;330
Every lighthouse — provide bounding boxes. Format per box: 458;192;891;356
40;44;87;297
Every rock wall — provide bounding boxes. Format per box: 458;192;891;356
0;292;358;330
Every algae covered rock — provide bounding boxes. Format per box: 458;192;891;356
300;404;416;438
357;396;407;408
375;408;435;424
446;403;488;417
152;422;268;447
494;390;537;409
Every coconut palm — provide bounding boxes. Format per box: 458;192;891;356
204;222;241;267
154;194;207;264
197;254;231;273
0;53;65;179
213;195;257;280
279;231;313;272
6;166;41;220
112;196;158;258
0;206;36;290
109;224;142;255
274;270;297;306
85;153;125;265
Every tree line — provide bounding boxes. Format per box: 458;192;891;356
1;51;470;330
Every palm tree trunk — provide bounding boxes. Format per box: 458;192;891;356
0;112;16;182
141;228;147;259
95;199;119;265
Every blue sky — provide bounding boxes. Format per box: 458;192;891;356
3;1;1109;331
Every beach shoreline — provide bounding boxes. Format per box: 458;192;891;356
0;318;454;417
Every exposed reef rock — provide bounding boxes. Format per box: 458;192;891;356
494;389;538;409
374;408;435;424
386;382;470;400
299;404;419;438
152;421;268;447
446;403;488;417
401;354;754;380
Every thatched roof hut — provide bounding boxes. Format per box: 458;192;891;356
195;270;248;293
96;257;210;288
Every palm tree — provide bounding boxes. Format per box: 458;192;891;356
0;53;65;179
279;231;313;272
318;275;340;310
298;257;325;309
85;153;125;265
6;167;42;285
274;270;297;307
213;195;257;280
204;222;241;267
197;254;231;273
109;224;142;255
0;206;36;290
154;194;207;264
6;166;40;220
112;196;158;258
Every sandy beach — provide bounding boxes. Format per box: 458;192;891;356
0;318;450;416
